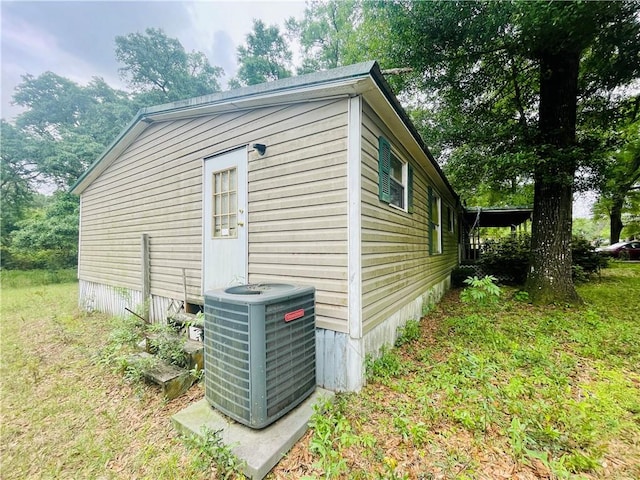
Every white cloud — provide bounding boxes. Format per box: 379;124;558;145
3;15;57;57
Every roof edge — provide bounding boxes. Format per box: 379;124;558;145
71;61;378;194
70;111;145;194
367;63;459;203
140;60;378;117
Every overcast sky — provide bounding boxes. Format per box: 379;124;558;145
1;0;306;120
0;1;599;216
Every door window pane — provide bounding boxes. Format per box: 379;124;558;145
212;167;238;238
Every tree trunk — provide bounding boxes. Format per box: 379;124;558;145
609;196;624;244
526;50;582;304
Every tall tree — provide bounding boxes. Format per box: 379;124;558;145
0;121;37;242
12;73;135;146
115;27;223;103
13;72;89;137
231;19;292;87
358;0;640;303
595;108;640;243
286;0;359;74
10;73;136;187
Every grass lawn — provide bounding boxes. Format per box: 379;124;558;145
1;265;639;479
0;269;210;479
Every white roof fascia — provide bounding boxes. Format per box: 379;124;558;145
142;77;370;123
71;74;373;195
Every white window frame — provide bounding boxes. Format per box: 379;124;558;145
429;192;442;255
389;152;408;211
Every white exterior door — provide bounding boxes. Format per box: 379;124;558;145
203;148;248;292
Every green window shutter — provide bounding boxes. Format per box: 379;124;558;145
378;136;391;203
407;164;414;213
427;185;433;254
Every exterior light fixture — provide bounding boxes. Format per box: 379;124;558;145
252;143;267;155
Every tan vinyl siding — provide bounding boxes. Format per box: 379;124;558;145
247;103;349;332
79;98;350;330
360;102;458;334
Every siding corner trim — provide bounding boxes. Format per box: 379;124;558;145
348;95;362;340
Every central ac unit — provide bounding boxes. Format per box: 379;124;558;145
204;283;316;429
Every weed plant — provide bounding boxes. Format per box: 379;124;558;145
460;274;502;306
395;319;421;347
182;427;246;479
307;395;360;478
366;319;422;382
98;312;189;382
365;345;403;383
147;323;189;368
97;314;151;382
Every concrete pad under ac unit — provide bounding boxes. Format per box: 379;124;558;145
171;388;334;479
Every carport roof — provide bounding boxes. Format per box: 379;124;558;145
463;207;533;228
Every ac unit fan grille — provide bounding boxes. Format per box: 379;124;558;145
205;301;251;421
264;295;316;418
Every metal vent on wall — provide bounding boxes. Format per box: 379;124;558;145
204;284;316;429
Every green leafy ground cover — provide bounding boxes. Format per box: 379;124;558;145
1;265;638;479
273;263;640;479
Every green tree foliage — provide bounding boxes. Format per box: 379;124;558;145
81;77;141;146
3;29;223;270
592;106;640;243
13;74;133;145
1;121;36;240
231;19;292;87
4;192;79;269
13;72;87;136
10;73;137;187
356;0;640;303
286;0;359;74
115;28;223;104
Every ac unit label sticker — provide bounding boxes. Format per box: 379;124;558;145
284;309;305;322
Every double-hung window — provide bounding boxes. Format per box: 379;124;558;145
447;205;455;232
428;186;442;254
389;153;405;209
378;136;413;212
